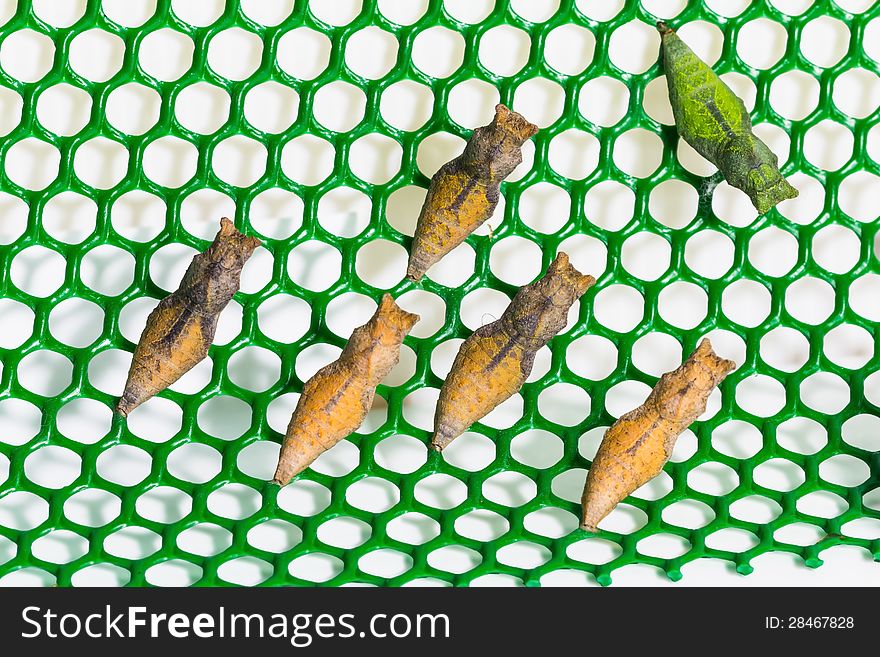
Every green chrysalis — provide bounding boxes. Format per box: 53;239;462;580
658;22;798;215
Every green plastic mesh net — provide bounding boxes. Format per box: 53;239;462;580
1;0;879;587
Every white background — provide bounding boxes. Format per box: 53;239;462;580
0;0;879;586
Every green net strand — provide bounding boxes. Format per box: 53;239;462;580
0;0;879;587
